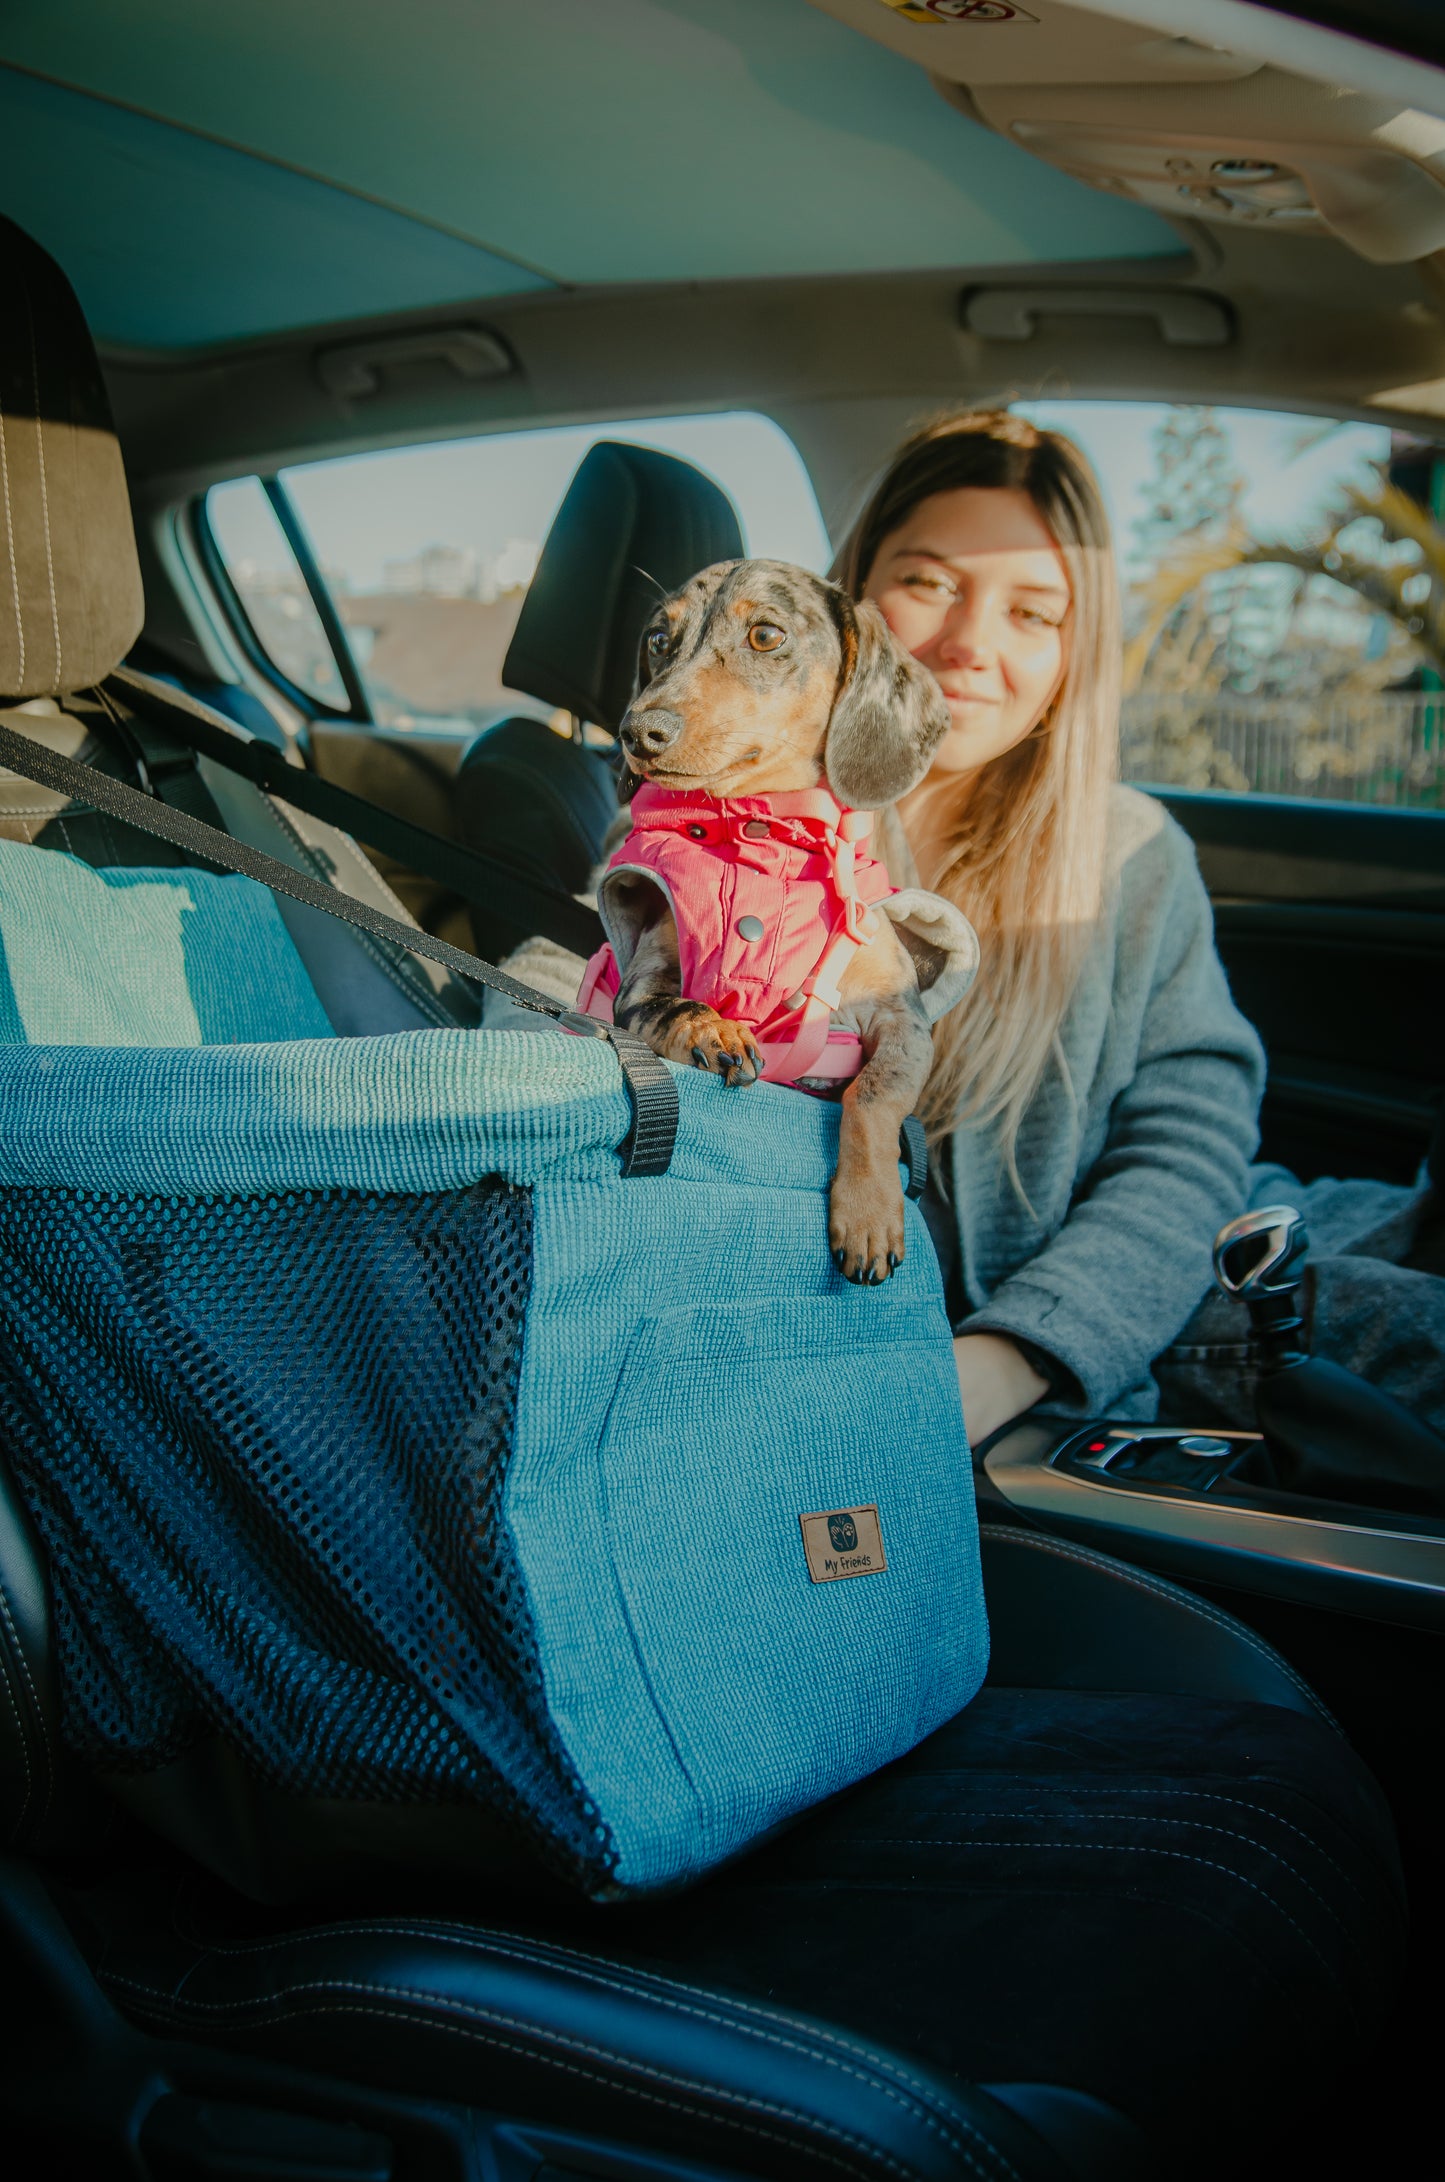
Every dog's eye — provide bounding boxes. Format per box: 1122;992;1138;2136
748;622;787;653
644;629;671;661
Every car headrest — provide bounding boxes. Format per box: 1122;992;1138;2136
0;218;143;702
503;440;744;731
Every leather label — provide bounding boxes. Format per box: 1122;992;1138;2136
799;1503;888;1584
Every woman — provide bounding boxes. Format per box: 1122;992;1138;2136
835;408;1443;1450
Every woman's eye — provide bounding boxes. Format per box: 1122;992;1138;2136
748;622;787;653
1015;606;1063;629
900;572;951;597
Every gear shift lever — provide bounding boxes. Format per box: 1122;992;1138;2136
1213;1206;1310;1372
1212;1204;1445;1515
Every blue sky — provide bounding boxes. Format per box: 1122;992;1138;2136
280;413;832;588
208;402;1397;596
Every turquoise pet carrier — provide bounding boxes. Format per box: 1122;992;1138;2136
0;723;987;1899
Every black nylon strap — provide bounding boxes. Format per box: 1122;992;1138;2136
899;1113;928;1204
0;721;677;1179
106;667;606;958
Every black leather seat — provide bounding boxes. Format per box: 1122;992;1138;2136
453;440;745;966
0;1487;1403;2180
454;711;620;965
0;216;1406;2181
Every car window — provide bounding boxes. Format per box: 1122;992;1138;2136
203;475;352;713
204;413;828;735
1017;399;1445;813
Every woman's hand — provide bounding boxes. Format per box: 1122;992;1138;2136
953;1332;1048;1450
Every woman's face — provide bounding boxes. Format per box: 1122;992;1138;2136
862;486;1070;778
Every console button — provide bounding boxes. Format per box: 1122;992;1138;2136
1072;1436;1133;1469
1177;1435;1233;1458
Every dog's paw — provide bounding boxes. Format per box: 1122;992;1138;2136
828;1174;905;1286
654;1005;760;1086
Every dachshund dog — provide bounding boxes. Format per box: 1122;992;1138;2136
600;559;977;1286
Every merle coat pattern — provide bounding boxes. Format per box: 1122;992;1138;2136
611;560;952;1285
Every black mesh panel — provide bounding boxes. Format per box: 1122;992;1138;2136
0;1179;616;1892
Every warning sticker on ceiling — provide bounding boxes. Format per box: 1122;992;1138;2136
872;0;1039;22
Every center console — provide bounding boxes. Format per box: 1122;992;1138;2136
977;1200;1445;1633
980;1416;1445;1631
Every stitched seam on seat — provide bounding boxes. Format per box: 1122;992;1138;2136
101;1984;885;2182
264;791;424;936
0;1577;48;1830
1139;1771;1404;1912
53;805;126;867
909;1808;1351;1942
749;1874;1322;2016
176;1914;1013;2176
25;301;61;692
99;1970;972;2182
271;779;486;1028
166;1880;1336;2067
274;799;450;1018
868;1837;1351;2004
985;1529;1338;1727
263;794;457;1028
307;818;419;925
1042;1787;1372;1907
0;388;23;683
165;1919;1014;2179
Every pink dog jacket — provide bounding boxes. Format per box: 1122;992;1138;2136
577;784;895;1085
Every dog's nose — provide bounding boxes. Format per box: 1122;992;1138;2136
620;707;684;758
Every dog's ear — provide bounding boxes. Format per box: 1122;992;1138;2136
822;593;951;810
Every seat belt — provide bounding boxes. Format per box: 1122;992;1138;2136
101;668;606;959
0;719;676;1180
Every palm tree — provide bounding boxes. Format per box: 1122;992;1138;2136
1120;465;1445;804
1124;473;1445;692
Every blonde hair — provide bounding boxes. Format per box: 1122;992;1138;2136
832;409;1119;1167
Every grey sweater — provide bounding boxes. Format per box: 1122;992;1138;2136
502;782;1265;1417
895;785;1266;1420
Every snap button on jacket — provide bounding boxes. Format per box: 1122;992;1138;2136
579;784;895;1083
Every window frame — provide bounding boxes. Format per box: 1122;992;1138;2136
193;475;373;726
194;408;831;740
1013;393;1445;822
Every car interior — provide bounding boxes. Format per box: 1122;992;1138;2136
1;2;1444;2177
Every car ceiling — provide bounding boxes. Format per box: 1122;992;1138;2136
10;0;1445;655
0;0;1178;352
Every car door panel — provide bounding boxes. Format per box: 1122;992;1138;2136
1156;791;1445;1184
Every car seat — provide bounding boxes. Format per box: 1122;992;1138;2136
452;440;745;967
0;216;1405;2182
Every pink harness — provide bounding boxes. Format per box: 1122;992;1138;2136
577;784;895;1084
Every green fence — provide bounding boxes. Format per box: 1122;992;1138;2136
1121;692;1445;809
